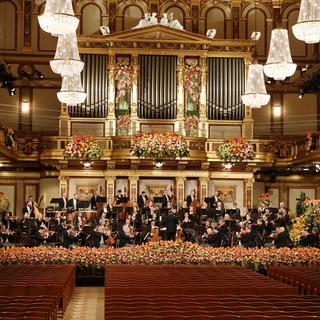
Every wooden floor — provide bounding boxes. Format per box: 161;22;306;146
64;287;104;320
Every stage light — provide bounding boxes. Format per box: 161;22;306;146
35;70;44;79
223;163;233;170
21;102;30;113
81;161;93;169
154;161;164;168
298;88;304;99
273;105;282;117
0;163;4;168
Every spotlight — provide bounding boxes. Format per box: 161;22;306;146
154;160;164;168
298;88;304;99
223;163;233;170
100;26;110;36
81;161;93;169
206;29;216;39
35;70;44;79
19;70;32;80
0;162;4;168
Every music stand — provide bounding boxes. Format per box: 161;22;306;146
116;197;128;205
50;198;60;209
79;200;90;210
98;197;106;203
153;196;163;204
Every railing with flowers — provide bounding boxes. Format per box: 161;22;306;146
117;114;130;135
131;131;190;159
216;137;255;162
184;115;199;137
115;63;133;115
64;136;101;160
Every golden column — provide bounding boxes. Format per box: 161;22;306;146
242;57;254;139
59;103;70;136
130;55;140;134
175;177;186;207
59;176;68;196
105;176;116;200
199;57;208;138
129;177;139;202
175;55;185;134
199;177;209;204
244;178;254;208
106;54;116;136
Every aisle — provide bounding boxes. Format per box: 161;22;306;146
64;287;104;320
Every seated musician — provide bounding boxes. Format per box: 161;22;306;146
141;201;151;222
62;225;78;248
273;226;292;248
162;190;171;209
132;206;142;231
181;212;196;242
239;225;255;248
35;213;47;230
211;190;222;209
202;227;221;247
230;202;241;220
199;201;211;219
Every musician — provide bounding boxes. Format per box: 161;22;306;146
162;190;171;209
239;225;255;248
178;201;189;220
58;192;68;210
211;191;222;208
230;202;241;220
90;190;102;210
186;189;197;207
273;226;292;248
1;212;11;230
62;225;78;248
181;212;195;242
213;201;225;220
67;193;80;211
162;206;179;241
277;202;290;227
35;213;47;229
202;227;221;247
137;191;148;208
115;189;123;203
22;196;35;218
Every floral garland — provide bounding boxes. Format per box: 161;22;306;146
117;114;130;129
184;115;199;130
115;63;133;108
1;244;320;275
131;131;190;159
64;136;101;160
184;64;200;112
273;140;292;158
2;127;14;147
0;192;9;212
217;137;255;162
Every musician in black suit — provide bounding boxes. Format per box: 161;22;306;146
162;207;179;241
137;191;148;208
274;226;292;248
58;192;68;210
162;190;171;209
186;189;197;207
67;193;79;211
22;195;35;218
90;190;102;210
211;191;222;208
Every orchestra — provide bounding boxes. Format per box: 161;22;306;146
0;188;318;249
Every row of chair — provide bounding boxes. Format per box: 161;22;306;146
104;265;320;320
268;265;320;295
0;265;75;312
0;295;58;320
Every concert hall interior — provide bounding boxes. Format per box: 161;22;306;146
0;0;320;319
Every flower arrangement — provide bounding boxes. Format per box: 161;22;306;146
0;192;9;212
258;193;271;206
184;115;199;130
290;200;320;243
64;136;101;160
217;137;255;162
131;131;190;159
274;140;292;158
115;63;133;109
1;244;320;275
2;127;14;147
184;64;200;112
117;114;130;129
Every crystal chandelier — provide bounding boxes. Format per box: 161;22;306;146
292;0;320;44
242;64;270;108
50;33;84;76
57;73;86;105
264;29;297;80
38;0;79;35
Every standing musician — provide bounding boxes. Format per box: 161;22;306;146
137;191;148;209
186;189;197;207
90;190;102;210
162;190;171;209
211;190;222;208
67;193;80;211
58;192;68;210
